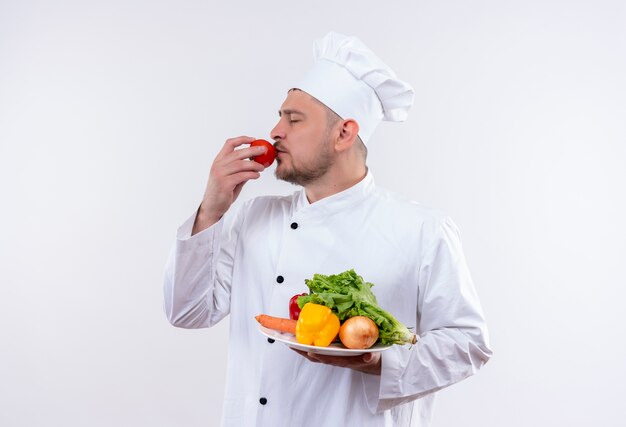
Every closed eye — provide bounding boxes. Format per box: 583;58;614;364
279;109;306;123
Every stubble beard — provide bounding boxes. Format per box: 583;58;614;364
275;137;334;187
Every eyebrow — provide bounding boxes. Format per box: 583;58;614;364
278;109;306;117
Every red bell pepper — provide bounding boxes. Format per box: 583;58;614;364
289;293;308;320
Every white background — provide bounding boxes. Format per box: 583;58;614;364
1;1;625;426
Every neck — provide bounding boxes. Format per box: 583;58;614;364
304;163;368;204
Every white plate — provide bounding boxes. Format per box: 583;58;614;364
258;325;392;356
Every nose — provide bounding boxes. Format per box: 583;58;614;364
270;119;285;142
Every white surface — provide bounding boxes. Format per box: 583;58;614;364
258;325;392;357
1;1;625;426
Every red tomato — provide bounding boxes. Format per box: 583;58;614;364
289;293;308;320
250;139;276;167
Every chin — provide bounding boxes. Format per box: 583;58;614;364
274;162;289;178
275;167;300;186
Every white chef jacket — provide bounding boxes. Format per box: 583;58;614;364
164;171;491;427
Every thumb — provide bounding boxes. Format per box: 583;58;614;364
362;352;373;363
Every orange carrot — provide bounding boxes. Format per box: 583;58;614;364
255;314;297;335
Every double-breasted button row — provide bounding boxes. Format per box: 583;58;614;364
262;222;300;407
261;221;301;407
276;223;298;284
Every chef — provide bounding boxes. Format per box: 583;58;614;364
164;31;492;427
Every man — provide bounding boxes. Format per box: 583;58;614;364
164;32;492;426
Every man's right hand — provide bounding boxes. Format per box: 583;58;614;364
192;136;268;235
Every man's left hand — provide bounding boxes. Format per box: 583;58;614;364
292;349;381;375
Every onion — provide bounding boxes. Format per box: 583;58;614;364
338;316;379;349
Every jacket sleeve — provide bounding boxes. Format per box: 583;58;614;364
364;216;492;412
163;206;244;329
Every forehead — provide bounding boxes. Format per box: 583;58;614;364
279;89;326;115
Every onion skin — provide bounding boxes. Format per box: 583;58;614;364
338;316;379;349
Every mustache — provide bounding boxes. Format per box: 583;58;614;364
273;142;287;153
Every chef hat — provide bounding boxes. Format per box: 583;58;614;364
292;31;415;145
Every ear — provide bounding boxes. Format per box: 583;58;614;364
334;119;360;153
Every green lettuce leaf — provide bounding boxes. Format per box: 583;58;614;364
297;269;416;346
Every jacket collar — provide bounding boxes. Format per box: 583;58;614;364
293;170;375;220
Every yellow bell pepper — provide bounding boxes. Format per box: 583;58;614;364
296;303;340;347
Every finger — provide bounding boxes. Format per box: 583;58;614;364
215;146;267;170
232;181;246;201
226;171;261;188
218;136;256;156
220;159;265;176
306;352;324;362
228;145;268;162
362;352;380;364
230;173;260;200
305;353;353;367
